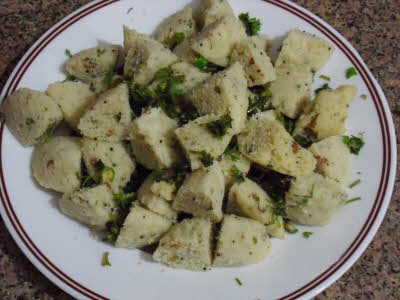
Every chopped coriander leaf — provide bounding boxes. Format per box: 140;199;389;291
103;71;116;89
342;135;365;155
346;67;357;79
25;117;35;126
194;55;223;73
346;197;361;204
319;74;331;81
247;88;272;117
173;32;185;44
99;166;115;183
194;55;208;70
127;7;133;14
253;236;258;244
284;117;296;135
294;135;313;148
303;232;313;238
349;179;361;188
315;83;331;94
65;49;73;58
62;74;77;83
200;151;214;167
97;48;106;57
231;165;245;183
206;113;233;139
224;142;240;162
101;251;111;266
155;66;173;80
239;12;261;36
284;222;298;234
275;109;284;122
235;278;242;286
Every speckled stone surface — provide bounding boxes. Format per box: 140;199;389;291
0;0;399;299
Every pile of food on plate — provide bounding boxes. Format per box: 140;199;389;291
0;0;364;271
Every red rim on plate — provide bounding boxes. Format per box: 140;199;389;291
0;0;394;299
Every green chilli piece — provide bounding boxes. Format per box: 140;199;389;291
99;166;115;183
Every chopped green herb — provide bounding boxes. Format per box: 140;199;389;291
113;190;135;213
284;222;298;234
235;278;242;286
247;88;272;117
99;166;115;183
173;32;185;45
155;66;174;80
303;232;313;238
315;83;331;94
25;117;35;126
62;74;77;83
231;165;245;183
65;49;73;58
35;122;57;143
239;12;261;36
319;75;331;81
130;112;136;120
103;71;117;89
194;55;208;70
200;151;214;167
295;184;315;203
346;67;357;79
224;142;240;162
193;55;222;73
346;197;361;204
101;251;111;266
275;109;284;122
342;135;365;155
106;165;150;243
294;135;313;148
206;113;233;139
127;7;133;14
97;48;106;57
349;179;361;188
284;117;296;135
252;236;258;244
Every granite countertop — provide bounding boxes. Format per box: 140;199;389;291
0;0;399;299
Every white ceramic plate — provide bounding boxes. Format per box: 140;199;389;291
0;0;396;299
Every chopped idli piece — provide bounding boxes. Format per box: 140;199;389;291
1;88;63;146
46;81;96;129
32;136;82;193
285;172;347;226
213;215;271;266
115;203;172;248
130;107;182;170
78;83;133;142
59;184;116;230
153;218;213;271
190;16;246;66
238;111;316;177
173;164;225;222
65;45;120;82
294;85;357;141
